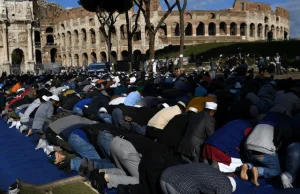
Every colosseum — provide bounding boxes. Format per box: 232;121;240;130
0;0;290;73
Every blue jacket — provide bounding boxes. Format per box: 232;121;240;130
205;120;252;158
74;98;92;110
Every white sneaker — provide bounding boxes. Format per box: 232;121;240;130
7;118;14;124
9;121;17;128
16;121;21;130
281;173;293;188
19;125;28;133
43;146;53;155
35;139;47;150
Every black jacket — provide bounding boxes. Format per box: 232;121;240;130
177;110;215;162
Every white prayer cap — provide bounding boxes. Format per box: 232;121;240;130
49;95;60;102
177;101;186;108
162;103;169;108
227;177;236;192
188;107;198;113
99;107;108;113
134;105;142;108
42;95;49;101
205;102;218;110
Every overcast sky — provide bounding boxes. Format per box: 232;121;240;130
53;0;298;37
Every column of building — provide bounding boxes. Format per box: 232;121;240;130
2;23;10;73
27;23;34;72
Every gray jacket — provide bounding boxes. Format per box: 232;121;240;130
32;101;54;130
178;110;215;162
49;115;95;134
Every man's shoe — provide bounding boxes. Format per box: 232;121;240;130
16;121;21;130
35;139;47;150
19;125;28;133
86;160;95;178
9;121;17;128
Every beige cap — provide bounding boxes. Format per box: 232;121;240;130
188;107;198;113
177;101;186;108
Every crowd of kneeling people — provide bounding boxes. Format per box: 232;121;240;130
1;69;300;194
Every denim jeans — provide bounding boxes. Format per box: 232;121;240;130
97;131;114;160
112;108;130;130
130;122;146;136
247;151;281;178
73;107;83;115
68;133;115;171
98;113;112;124
285;143;300;182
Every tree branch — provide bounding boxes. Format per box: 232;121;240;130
154;1;176;34
132;5;141;35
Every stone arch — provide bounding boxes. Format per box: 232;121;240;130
100;51;107;62
60;23;65;30
62;54;67;66
67;31;72;46
197;22;205;36
121;50;129;60
265;24;269;37
90;52;97;63
172;22;180;36
46;35;54;45
264;16;269;23
68;53;72;66
250;23;255;37
240;23;247;36
184;12;192;20
82;53;88;66
230;22;237;35
132;14;139;22
280;27;283;39
35;50;42;64
58;55;62;63
74;54;79;66
276;26;279;39
46;27;54;33
57;33;60;46
81;29;87;42
132;24;141;41
34;31;41;46
120;24;127;40
276;17;279;23
219;22;227;35
185;23;192;36
90;28;96;44
61;33;65;46
73;30;79;45
258;23;263;37
111;51;117;64
208;22;216;36
11;48;24;74
133;50;142;70
111;26;117;39
271;25;275;33
158;23;167;37
50;48;57;63
210;13;216;19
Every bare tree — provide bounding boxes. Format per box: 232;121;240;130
133;0;176;70
176;0;187;69
124;5;141;72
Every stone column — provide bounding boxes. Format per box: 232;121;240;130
254;24;258;40
78;32;83;50
2;23;8;63
247;24;251;39
261;25;265;40
192;24;197;36
167;25;172;37
26;23;34;72
205;24;209;36
226;25;230;36
216;25;220;36
96;29;100;50
237;26;240;36
2;23;9;74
